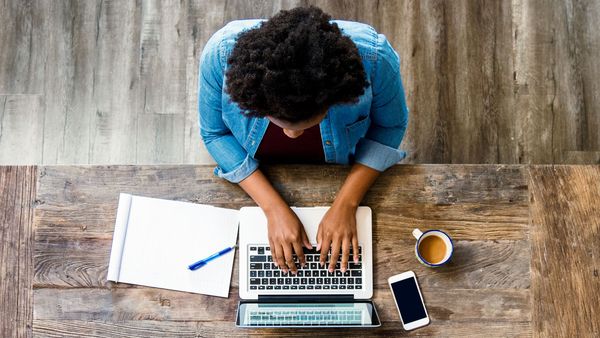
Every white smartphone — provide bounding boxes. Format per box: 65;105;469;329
388;271;430;330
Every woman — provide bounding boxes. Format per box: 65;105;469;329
198;6;408;276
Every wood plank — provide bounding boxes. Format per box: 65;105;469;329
88;0;141;164
529;165;600;337
0;95;44;164
0;0;45;94
34;287;529;323
136;113;185;164
0;166;37;338
33;236;529;290
33;319;531;338
33;165;528;239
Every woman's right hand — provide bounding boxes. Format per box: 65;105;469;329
265;204;313;275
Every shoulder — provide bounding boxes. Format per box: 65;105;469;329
332;20;379;61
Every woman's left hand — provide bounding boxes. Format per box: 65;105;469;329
317;201;359;272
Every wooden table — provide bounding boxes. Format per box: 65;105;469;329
1;165;599;337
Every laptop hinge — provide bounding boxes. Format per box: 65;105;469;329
257;294;354;303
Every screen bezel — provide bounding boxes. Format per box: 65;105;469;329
388;271;430;330
235;300;381;328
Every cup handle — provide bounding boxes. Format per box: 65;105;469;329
412;229;423;240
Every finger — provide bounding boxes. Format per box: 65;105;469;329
329;240;341;272
283;243;297;275
293;241;306;268
341;238;350;273
352;236;359;264
319;237;331;267
316;226;322;252
274;244;287;273
302;230;312;250
268;239;277;267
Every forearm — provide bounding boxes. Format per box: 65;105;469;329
334;163;380;208
238;169;287;214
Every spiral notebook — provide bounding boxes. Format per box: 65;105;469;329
107;194;239;297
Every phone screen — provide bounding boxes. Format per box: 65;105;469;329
391;277;427;324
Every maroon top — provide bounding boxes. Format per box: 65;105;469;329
255;122;325;164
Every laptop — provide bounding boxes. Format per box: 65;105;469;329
236;206;381;328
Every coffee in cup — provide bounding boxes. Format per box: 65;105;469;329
412;229;453;267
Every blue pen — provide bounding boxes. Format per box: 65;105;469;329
188;245;237;271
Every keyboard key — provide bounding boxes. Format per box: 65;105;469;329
258;247;264;254
250;246;257;251
306;255;313;262
261;278;268;284
315;285;322;289
297;271;304;277
301;278;307;284
356;278;362;284
310;263;318;269
293;278;299;285
320;270;326;277
356;285;362;289
349;262;361;269
325;278;331;284
335;271;342;277
340;278;346;284
285;278;292;284
266;246;270;251
332;278;338;284
250;263;262;270
347;285;354;289
267;285;273;290
274;270;280;277
283;286;290;290
348;278;354;284
267;256;273;262
309;278;316;284
250;271;257;277
291;285;298;290
340;285;346;289
299;285;306;290
331;285;338;289
308;285;315;289
250;256;266;262
266;271;272;277
271;263;278;269
275;286;281;290
327;271;334;277
351;270;362;276
258;271;264;277
317;278;323;284
277;278;284;284
344;270;350;277
250;285;257;290
269;278;276;284
323;285;330;289
250;278;260;285
258;285;265;290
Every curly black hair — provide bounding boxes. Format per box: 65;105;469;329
225;6;369;123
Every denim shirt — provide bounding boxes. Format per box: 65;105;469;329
198;19;409;183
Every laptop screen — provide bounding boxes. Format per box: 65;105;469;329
236;301;380;327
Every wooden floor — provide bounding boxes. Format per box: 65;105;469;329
1;0;600;165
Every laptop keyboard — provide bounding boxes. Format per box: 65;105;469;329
246;308;363;326
248;244;363;291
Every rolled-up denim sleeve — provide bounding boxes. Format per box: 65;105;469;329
198;33;259;183
355;34;409;172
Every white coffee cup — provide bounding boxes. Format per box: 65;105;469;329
412;229;453;267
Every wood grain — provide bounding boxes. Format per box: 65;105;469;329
0;166;37;338
0;95;44;164
32;319;531;338
529;166;600;337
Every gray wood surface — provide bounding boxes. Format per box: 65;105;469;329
1;0;599;165
0;166;37;338
0;95;44;164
